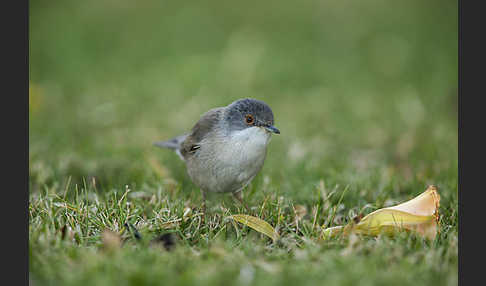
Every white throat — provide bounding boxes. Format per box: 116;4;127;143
214;126;271;163
229;126;271;148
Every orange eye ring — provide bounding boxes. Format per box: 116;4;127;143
245;114;255;125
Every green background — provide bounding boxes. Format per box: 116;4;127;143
29;0;457;285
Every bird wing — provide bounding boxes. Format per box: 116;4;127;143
180;107;224;158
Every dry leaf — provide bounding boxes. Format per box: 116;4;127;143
101;229;122;251
322;185;440;240
230;214;279;242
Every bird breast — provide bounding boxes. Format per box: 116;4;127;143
187;127;271;193
221;126;271;163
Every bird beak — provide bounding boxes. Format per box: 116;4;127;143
264;125;280;134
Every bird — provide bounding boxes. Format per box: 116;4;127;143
154;98;280;213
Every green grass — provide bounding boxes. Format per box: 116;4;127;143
29;0;458;285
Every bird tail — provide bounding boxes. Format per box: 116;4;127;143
153;134;188;160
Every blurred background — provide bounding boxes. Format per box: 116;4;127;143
29;0;457;203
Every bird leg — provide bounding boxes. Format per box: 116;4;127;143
233;191;251;213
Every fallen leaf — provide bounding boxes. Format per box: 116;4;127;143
230;214;279;242
101;229;122;251
322;185;440;240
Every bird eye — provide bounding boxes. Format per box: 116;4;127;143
245;114;255;125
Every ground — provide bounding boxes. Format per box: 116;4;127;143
29;0;457;285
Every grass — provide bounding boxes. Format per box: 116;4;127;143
29;0;458;285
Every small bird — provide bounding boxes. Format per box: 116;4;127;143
154;98;280;212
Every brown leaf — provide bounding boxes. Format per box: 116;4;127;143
101;229;122;251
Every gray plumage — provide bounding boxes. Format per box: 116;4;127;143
154;98;280;196
153;133;188;160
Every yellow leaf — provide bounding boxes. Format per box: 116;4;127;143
230;214;279;242
386;185;440;217
322;185;440;240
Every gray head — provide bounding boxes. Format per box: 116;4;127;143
224;98;280;134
